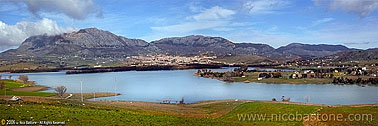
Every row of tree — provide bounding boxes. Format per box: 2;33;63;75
196;68;246;82
333;77;378;85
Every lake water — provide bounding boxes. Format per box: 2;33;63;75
2;68;377;105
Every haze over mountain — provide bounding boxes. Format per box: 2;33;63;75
0;28;357;60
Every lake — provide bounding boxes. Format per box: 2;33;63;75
2;68;377;105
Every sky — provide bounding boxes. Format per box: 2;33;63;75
1;0;378;52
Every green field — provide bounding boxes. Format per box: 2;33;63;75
0;80;55;97
220;102;321;125
1;100;376;126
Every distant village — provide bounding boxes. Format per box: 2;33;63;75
124;55;221;66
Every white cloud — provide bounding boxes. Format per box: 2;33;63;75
313;0;378;18
312;17;334;26
191;6;236;21
241;0;290;14
224;17;378;49
5;0;102;20
151;6;236;33
224;27;293;48
0;18;76;50
151;21;227;33
302;20;378;48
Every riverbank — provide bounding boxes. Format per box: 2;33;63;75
66;63;224;74
0;79;55;97
0;63;225;74
196;71;334;84
0;79;120;98
234;72;333;84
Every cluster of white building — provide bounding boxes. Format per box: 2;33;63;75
129;55;218;65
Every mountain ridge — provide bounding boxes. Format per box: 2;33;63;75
325;48;378;61
0;28;358;60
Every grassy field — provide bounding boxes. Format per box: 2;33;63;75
1;100;376;126
0;80;55;97
0;101;225;126
220;102;321;125
232;72;333;84
319;105;378;126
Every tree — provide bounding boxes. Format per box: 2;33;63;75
240;65;248;72
55;86;67;97
0;81;5;90
223;72;233;82
0;81;5;96
28;81;36;86
18;75;29;83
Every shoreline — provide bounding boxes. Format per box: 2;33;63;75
0;64;283;74
1;94;377;107
194;73;335;85
0;63;225;74
195;71;378;86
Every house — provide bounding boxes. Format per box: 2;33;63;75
290;73;298;79
258;72;282;78
259;73;271;78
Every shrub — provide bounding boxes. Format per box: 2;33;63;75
222;72;233;82
18;75;29;83
0;81;5;90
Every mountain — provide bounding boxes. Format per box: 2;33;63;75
0;28;357;62
1;28;156;58
327;48;378;61
150;35;274;55
275;43;351;58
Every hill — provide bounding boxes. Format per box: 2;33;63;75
150;35;274;55
276;43;351;58
327;48;378;61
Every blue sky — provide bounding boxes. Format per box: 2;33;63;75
1;0;378;52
